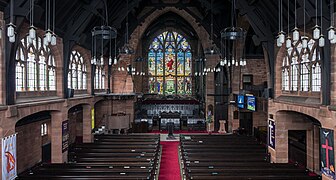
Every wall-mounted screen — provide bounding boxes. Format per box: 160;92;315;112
247;96;256;111
237;95;244;108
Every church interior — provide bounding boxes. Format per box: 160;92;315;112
0;0;336;179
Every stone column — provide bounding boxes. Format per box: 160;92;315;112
306;125;320;173
204;55;219;132
51;111;68;163
83;104;93;143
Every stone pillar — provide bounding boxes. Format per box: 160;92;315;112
83;105;93;143
306;125;320;173
51;111;68;163
205;55;219;132
227;104;238;133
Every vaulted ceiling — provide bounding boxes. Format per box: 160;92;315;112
0;0;332;56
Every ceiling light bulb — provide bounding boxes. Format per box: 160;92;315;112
313;25;321;40
276;36;282;47
51;34;57;46
46;30;52;43
7;23;15;37
9;34;15;43
113;57;117;65
29;26;36;40
301;36;308;49
286;36;292;48
278;31;285;44
109;56;112;65
328;26;335;40
100;56;104;65
292;27;299;41
319;35;325;47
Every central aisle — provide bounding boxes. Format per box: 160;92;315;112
159;141;181;180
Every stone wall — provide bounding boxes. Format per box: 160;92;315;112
15;119;51;173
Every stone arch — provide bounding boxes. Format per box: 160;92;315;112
15;110;56;173
16;108;61;123
128;7;215;59
273;110;321;173
67;102;91;113
272;103;332;128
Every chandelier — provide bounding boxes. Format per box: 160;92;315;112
91;0;117;67
220;0;246;67
204;0;218;55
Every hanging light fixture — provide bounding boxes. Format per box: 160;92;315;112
7;0;15;43
91;0;117;67
301;0;308;49
292;0;299;41
221;0;246;67
50;0;56;46
285;0;291;49
318;0;325;47
312;0;320;40
28;0;36;42
119;0;134;55
204;0;218;55
328;0;335;42
277;0;285;47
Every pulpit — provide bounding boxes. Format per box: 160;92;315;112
218;120;227;133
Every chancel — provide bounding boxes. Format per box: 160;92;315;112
2;0;336;179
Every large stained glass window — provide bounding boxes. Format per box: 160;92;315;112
148;31;192;95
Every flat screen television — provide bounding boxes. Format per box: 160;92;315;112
237;95;244;108
247;96;256;111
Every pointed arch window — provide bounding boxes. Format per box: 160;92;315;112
68;51;87;90
15;35;56;92
281;38;321;93
94;64;105;90
148;31;192;95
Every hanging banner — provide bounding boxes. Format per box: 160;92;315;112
268;119;275;149
91;108;95;129
62;120;69;153
320;128;335;179
2;134;17;180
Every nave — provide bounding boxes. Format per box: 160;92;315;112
0;0;336;179
16;133;320;180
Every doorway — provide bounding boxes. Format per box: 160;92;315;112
42;143;51;163
288;130;307;167
239;112;253;135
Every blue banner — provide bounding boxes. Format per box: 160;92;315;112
268;120;275;149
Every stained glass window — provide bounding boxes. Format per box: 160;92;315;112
148;31;192;95
16;35;56;92
281;38;321;93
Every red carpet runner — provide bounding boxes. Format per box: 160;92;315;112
159;141;181;180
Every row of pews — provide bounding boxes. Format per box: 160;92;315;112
18;134;160;180
180;134;321;180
